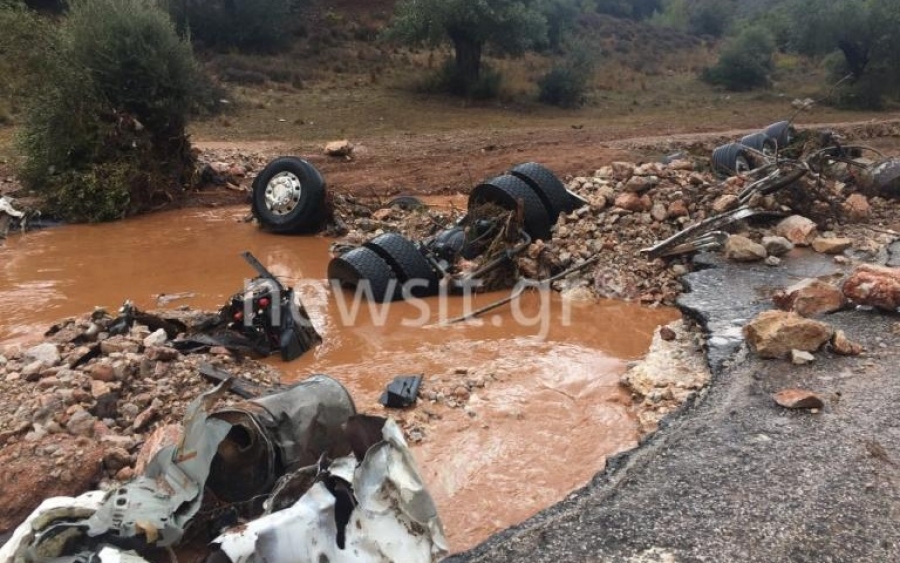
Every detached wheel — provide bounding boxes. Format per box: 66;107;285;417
386;195;427;211
252;157;327;234
469;174;552;241
740;132;777;156
711;143;753;177
328;246;398;303
430;226;466;262
364;233;439;298
509;162;574;219
763;121;795;149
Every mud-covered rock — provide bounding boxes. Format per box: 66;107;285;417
744;310;833;359
842;264;900;310
724;235;767;262
842;193;871;222
773;278;846;317
831;330;864;356
811;237;852;255
775;215;818;246
762;236;794;257
773;389;825;410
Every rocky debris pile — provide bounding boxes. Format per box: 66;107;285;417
388;367;502;444
516;153;899;306
195;147;271;189
328;193;464;246
738;263;900;365
620;319;710;435
0;309;281;531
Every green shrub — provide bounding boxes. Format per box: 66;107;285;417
422;58;503;100
18;0;200;222
823;53;890;110
538;48;594;108
164;0;297;53
701;26;775;91
0;4;56;121
688;0;734;37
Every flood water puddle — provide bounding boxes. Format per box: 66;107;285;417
0;206;679;551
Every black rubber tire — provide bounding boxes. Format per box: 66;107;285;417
252;157;327;234
364;233;439;298
468;174;553;241
386;195;427;210
430;226;467;262
327;246;398;303
740;132;777;155
711;143;753;176
763;121;794;149
508;162;574;219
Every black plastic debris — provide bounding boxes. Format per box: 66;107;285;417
379;375;423;408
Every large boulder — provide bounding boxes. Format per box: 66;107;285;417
744;310;833;359
773;278;846;317
842;264;900;310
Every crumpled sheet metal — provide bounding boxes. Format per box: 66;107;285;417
0;383;233;561
0;380;441;563
0;196;25;239
0;491;105;563
207;374;357;503
860;157;900;197
85;383;232;547
0;197;24;219
210;418;449;563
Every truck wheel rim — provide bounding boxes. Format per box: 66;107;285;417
264;172;303;216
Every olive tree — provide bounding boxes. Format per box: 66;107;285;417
385;0;550;95
789;0;900;107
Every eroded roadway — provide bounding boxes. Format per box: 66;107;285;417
449;252;900;563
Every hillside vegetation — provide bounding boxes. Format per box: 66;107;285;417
0;0;897;221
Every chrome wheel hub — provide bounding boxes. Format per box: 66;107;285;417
264;172;303;215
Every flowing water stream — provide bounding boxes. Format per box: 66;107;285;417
0;206;679;550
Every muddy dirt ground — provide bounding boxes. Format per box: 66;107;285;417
2;116;900;559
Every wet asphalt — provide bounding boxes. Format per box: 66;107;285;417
448;252;900;563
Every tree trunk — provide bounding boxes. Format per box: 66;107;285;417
448;28;483;92
838;39;870;79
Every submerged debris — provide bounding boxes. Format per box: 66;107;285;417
0;196;25;239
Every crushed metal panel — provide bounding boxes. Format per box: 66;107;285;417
0;491;106;563
0;197;25;239
96;547;152;563
211;418;448;563
861;157;900;197
207;374;357;503
85;383;233;547
249;374;357;467
0;197;24;218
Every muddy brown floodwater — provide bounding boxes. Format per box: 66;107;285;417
0;207;679;551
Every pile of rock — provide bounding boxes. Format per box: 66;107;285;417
195;148;271;188
743;262;900;365
0;310;281;530
329;193;463;245
520;157;893;306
